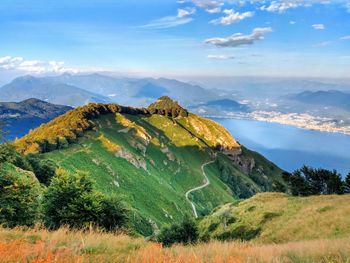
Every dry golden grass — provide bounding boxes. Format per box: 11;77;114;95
0;227;349;263
0;227;145;263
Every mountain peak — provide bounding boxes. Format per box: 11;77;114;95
12;75;37;83
21;98;47;104
148;96;188;117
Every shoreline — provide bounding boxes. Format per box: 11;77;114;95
205;113;350;136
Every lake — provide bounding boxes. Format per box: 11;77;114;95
213;118;350;176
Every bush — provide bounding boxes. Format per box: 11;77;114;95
43;169;128;231
97;196;129;231
26;154;56;185
157;215;198;247
0;163;42;227
0;143;57;185
0;143;31;171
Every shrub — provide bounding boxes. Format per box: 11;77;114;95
43;169;103;229
25;154;56;185
157;215;198;247
0;143;57;185
97;196;129;232
43;169;128;231
0;163;42;227
0;143;31;171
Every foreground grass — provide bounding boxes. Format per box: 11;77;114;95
1;227;350;263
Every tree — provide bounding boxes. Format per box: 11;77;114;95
282;171;309;196
0;163;42;227
43;169;103;229
0;143;56;185
344;173;350;194
43;169;128;231
0;120;6;143
0;143;31;171
26;154;56;185
97;195;129;232
283;166;344;196
157;215;199;247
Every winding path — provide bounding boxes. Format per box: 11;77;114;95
185;160;216;218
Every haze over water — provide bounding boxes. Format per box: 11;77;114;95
215;118;350;176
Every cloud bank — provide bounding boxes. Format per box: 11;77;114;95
0;56;78;74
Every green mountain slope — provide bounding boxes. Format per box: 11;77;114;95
199;192;350;243
14;97;284;235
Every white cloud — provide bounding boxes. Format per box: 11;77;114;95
289;20;296;25
205;27;273;47
312;23;325;30
340;35;350;40
142;16;193;29
183;0;225;13
260;1;299;13
207;54;235;59
182;0;350;14
177;7;196;17
210;9;254;25
0;56;78;74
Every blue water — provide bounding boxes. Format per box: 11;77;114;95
213;118;350;176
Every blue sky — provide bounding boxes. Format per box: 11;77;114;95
0;0;350;79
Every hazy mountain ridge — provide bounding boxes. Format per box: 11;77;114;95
0;75;111;107
0;98;71;140
288;90;350;111
0;74;235;108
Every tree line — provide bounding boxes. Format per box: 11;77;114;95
283;165;350;196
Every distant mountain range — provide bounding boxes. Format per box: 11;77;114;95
0;74;228;108
289;90;350;111
0;76;111;107
200;99;249;112
0;98;71;140
49;73;218;106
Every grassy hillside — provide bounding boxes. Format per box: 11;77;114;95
1;226;350;263
14;97;284;235
199;192;350;243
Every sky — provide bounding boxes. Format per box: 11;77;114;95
0;0;350;80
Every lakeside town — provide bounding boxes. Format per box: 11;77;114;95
205;111;350;136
